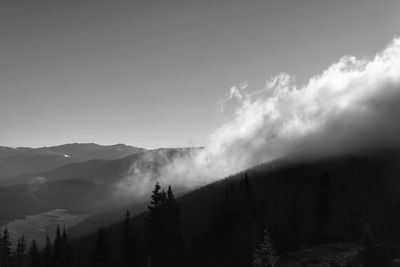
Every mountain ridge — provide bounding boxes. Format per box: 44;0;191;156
0;143;146;177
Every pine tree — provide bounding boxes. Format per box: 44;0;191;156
15;235;27;267
62;226;68;246
239;173;255;216
252;226;280;267
166;185;182;244
61;225;72;266
43;235;52;267
219;183;239;234
29;240;41;267
123;210;135;266
124;210;130;228
145;182;164;254
165;185;184;266
145;184;184;266
240;173;253;198
52;225;62;266
92;229;109;267
1;226;12;267
148;183;163;213
166;186;178;213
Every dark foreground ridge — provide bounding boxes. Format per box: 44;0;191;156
2;148;400;266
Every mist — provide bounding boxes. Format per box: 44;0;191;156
119;37;400;196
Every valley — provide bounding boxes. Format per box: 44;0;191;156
3;209;92;248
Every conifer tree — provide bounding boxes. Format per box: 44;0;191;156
1;226;12;267
218;183;239;234
52;225;62;266
166;185;182;245
145;182;163;254
62;225;68;246
252;226;280;267
145;183;184;266
92;228;109;267
167;186;178;214
29;240;41;267
165;185;184;266
61;225;72;266
239;173;255;216
123;210;135;266
43;235;52;267
15;235;27;267
240;173;253;198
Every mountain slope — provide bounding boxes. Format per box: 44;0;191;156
0;147;198;231
69;149;400;267
0;143;144;177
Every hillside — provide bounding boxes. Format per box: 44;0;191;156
68;148;400;267
0;147;199;246
0;143;144;177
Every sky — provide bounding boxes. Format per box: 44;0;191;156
1;0;400;149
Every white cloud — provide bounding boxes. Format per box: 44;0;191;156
123;37;400;195
27;176;48;195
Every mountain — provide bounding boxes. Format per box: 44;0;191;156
0;147;198;187
0;146;32;159
68;148;400;267
0;147;198;242
0;143;145;177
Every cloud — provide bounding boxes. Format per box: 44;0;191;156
27;176;48;196
122;37;400;195
218;81;249;113
115;148;197;200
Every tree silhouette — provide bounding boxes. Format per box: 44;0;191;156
252;226;280;267
240;173;253;198
123;210;136;266
43;235;52;267
145;183;184;266
1;226;12;267
166;185;183;244
15;235;27;267
219;183;240;235
164;185;184;266
52;225;62;266
92;228;110;267
145;182;164;255
61;226;72;266
29;240;41;267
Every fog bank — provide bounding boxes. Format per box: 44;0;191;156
120;37;400;196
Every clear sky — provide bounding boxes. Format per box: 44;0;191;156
1;0;399;149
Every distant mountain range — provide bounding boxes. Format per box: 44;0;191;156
0;143;145;177
0;144;199;230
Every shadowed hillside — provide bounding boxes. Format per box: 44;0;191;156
63;148;400;267
0;147;199;246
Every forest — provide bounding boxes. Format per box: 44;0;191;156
1;150;400;267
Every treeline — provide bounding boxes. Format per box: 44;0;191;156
0;225;71;267
0;184;184;267
3;164;400;266
89;183;185;267
0;174;343;267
